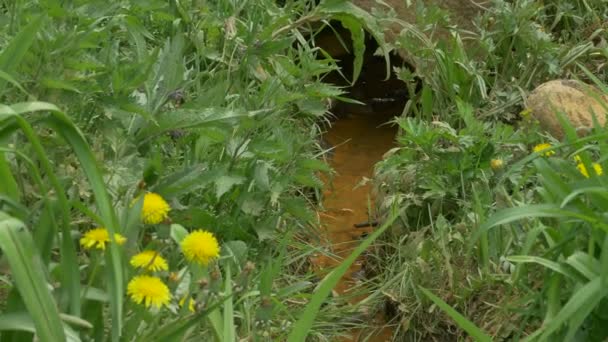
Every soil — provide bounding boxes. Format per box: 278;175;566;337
313;106;397;341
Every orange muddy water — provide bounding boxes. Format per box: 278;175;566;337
312;107;398;341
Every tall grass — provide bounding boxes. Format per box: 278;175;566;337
365;0;608;340
0;0;393;340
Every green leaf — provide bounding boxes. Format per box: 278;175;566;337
0;16;44;93
0;312;82;342
0;213;66;342
222;241;248;268
223;264;235;342
215;175;246;198
507;255;584;282
317;0;391;79
0;102;82;316
6;101;124;341
565;252;600;280
282;197;315;222
296;158;331;173
472;204;608;244
40;78;82;93
537;277;608;340
0;153;20;201
0;69;29;95
334;15;365;84
560;186;608;208
254;162;271;191
419;287;492;342
137;295;232;342
170;224;189;244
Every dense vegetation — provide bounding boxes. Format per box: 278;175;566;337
0;0;607;341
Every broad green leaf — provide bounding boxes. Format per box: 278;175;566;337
222;240;249;268
170;224;189;244
254;161;271;191
215;175;246;198
317;0;391;79
333;15;365;84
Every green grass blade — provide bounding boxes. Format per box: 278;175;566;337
472;204;608;244
0;212;66;342
0;15;43;93
538;277;607;340
41;106;125;341
138;295;232;342
287;211;398;342
507;255;584;281
0;70;30;96
0;103;81;315
6;101;124;340
0;153;20;201
223;263;235;342
419;287;492;342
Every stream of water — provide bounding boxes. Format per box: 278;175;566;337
312;107;398;341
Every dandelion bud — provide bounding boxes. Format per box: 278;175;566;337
490;159;504;171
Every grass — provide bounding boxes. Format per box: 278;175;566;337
0;0;607;341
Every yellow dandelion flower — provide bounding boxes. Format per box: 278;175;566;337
80;227;126;250
533;143;555;157
490;159;504;171
127;275;171;309
140;192;170;224
130;250;169;272
181;230;220;266
179;295;196;312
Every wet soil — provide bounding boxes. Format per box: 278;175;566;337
312;106;398;341
307;21;410;340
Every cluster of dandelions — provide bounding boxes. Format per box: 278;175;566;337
532;143;603;178
126;229;220;309
79;192;221;310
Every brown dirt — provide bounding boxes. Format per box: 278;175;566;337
310;91;400;341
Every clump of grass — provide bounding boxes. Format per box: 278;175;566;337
361;0;608;340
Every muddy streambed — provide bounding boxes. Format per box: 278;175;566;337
307;20;410;340
314;107;397;340
310;90;404;340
